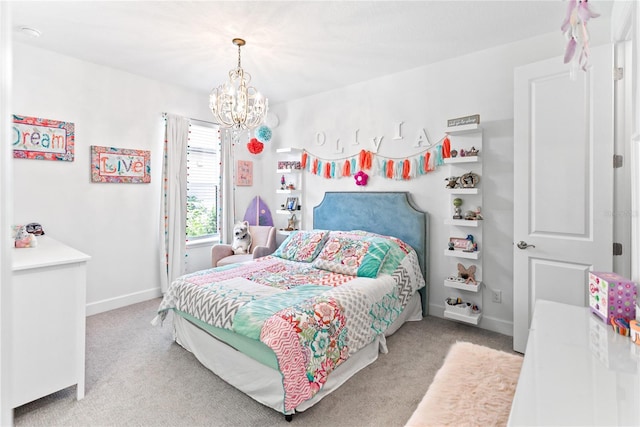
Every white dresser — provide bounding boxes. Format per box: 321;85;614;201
11;236;91;408
509;299;640;426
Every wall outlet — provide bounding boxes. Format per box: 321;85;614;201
492;290;502;304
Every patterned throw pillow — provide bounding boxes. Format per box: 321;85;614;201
273;230;329;262
312;236;392;278
326;230;411;275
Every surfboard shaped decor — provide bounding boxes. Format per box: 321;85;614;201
243;196;274;226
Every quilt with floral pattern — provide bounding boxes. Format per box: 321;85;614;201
155;231;425;412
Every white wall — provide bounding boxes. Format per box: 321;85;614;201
10;25;615;334
264;32;594;336
12;43;212;314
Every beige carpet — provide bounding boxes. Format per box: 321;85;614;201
405;341;523;427
14;299;515;427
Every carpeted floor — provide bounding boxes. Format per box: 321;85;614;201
14;298;514;427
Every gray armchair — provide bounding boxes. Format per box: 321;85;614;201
211;225;277;267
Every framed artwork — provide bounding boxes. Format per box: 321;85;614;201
90;146;151;183
236;160;253;186
449;237;471;250
286;196;298;211
12;114;75;161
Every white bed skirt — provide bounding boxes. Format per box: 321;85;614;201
173;290;423;415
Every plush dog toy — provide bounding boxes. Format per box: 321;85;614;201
14;225;37;248
231;221;252;255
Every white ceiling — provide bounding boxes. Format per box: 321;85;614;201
10;1;615;105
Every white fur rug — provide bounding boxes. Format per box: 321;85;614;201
405;341;523;427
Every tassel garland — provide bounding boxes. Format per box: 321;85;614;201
300;136;444;181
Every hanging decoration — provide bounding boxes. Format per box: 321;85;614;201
300;136;446;181
561;0;600;72
255;125;273;143
247;137;264;154
354;171;369;186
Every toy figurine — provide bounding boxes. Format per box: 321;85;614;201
445;176;459;189
453;198;463;219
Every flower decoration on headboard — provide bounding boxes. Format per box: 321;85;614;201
255;125;272;143
561;0;600;71
354;170;368;186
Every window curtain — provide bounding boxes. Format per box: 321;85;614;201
219;129;236;244
159;114;189;293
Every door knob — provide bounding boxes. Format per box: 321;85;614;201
516;241;536;250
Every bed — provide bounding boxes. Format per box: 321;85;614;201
155;191;428;420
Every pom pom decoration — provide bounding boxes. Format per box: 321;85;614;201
255;125;272;143
354;170;368;186
247;138;264;155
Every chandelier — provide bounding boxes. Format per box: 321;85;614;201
209;38;268;130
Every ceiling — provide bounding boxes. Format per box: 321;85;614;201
10;1;615;106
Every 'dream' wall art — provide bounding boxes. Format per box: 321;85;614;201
12;114;75;161
91;146;151;183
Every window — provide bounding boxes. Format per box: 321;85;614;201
186;122;220;240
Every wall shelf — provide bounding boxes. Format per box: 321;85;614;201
276;147;302;154
443;156;479;164
276;168;302;174
444;279;483;292
445;123;480;135
276;148;303;236
443;121;483;326
444;219;480;227
444;249;480;260
276;209;300;215
444;309;482;325
446;188;478;195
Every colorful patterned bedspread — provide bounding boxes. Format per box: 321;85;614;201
156;237;424;412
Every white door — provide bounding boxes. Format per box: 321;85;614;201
513;45;614;353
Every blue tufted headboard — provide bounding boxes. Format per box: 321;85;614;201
313;191;428;315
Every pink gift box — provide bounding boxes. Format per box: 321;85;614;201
589;271;637;323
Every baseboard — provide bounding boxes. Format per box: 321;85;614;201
86;287;162;316
429;303;513;337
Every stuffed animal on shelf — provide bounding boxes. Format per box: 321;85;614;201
231;221;252;255
14;225;37;248
457;263;477;285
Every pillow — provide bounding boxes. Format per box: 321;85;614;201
312;236;392;278
273;230;329;262
327;230;412;275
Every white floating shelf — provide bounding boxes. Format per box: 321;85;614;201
276;168;302;174
443;156;479;164
276;189;301;194
276;147;302;153
444;309;482;325
446;188;479;195
444;249;480;260
445;124;480;135
276;209;299;215
444;219;480;227
444;279;483;292
277;229;300;236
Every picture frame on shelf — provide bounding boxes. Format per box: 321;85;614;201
286;196;298;211
459;172;480;188
277;160;302;170
449;237;470;250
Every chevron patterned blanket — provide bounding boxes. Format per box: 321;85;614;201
156;237;424;412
